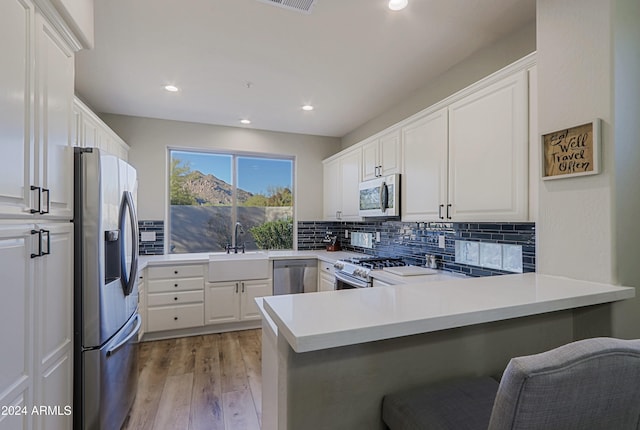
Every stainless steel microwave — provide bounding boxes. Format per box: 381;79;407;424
358;174;400;217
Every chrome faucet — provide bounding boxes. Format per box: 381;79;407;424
226;222;245;254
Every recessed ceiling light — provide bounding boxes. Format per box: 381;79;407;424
388;0;408;11
164;85;179;92
240;119;251;125
302;104;314;111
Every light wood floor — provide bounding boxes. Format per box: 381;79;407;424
122;329;263;430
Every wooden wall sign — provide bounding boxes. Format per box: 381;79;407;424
541;119;600;180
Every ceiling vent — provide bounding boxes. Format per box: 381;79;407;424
256;0;317;14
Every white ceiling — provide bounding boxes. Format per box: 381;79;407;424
75;0;535;138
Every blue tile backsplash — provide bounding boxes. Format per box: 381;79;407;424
138;220;164;255
140;217;536;276
298;220;535;277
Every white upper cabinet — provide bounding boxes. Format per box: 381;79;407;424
323;157;340;220
447;70;528;221
324;54;535;224
340;148;362;220
0;2;75;220
402;69;530;222
0;0;35;218
36;13;75;220
323;147;362;221
362;129;401;181
401;108;448;221
73;97;130;161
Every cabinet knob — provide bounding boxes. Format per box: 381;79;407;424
174;317;178;321
174;270;178;274
174;283;178;287
174;297;178;301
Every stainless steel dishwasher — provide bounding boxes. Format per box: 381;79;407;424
273;259;318;295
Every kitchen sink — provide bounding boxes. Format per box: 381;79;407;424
208;251;270;282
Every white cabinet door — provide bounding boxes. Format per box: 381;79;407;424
80;113;101;149
205;282;240;324
361;131;400;181
379;130;401;177
0;224;34;429
36;14;74;220
240;280;272;321
323;148;362;221
73;98;130;160
361;139;379;181
137;270;146;340
36;352;72;430
339;148;361;220
0;0;35;218
318;272;335;292
34;223;72;369
323;158;340;220
401;108;448;221
448;71;528;221
32;222;73;429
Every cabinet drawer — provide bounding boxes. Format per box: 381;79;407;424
147;304;204;332
147;264;204;280
319;261;335;274
147;277;203;293
148;290;204;307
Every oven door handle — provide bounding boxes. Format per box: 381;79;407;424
335;271;370;288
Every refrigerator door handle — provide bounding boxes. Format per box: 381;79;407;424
119;191;139;296
106;313;141;357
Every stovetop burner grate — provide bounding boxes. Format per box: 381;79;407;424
345;257;406;270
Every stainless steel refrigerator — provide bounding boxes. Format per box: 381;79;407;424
73;147;141;430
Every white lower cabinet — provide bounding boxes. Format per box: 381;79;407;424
0;221;72;430
0;224;34;430
318;261;336;292
146;264;204;332
205;279;272;324
137;269;146;341
34;223;73;430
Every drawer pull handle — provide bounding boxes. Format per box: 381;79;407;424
174;317;178;321
174;297;178;301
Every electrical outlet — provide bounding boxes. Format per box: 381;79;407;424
345;230;349;238
438;235;446;249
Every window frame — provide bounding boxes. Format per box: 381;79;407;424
165;146;296;254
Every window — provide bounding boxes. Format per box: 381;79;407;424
168;149;294;253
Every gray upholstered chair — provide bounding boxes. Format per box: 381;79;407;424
382;337;640;430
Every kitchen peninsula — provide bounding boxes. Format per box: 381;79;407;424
258;274;634;430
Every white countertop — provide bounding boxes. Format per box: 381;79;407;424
261;273;635;353
138;249;362;270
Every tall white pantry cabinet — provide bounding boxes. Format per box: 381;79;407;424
0;0;81;428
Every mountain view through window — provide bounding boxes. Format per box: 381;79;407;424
169;150;294;253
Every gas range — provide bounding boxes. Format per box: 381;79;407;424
333;256;406;289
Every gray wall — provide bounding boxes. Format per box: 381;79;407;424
100;114;341;222
536;0;640;339
340;21;536;149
